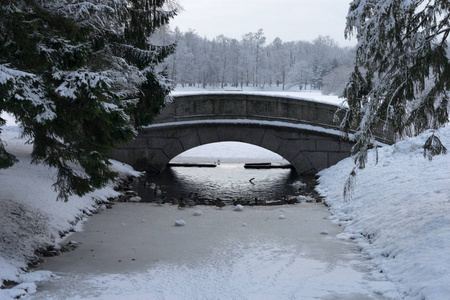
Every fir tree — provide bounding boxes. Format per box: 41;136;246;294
0;0;177;201
343;0;449;169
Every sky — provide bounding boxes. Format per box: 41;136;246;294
170;0;357;46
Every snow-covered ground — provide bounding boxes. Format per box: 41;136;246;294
1;88;450;299
316;126;450;299
0;121;141;300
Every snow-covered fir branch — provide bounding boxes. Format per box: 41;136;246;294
343;0;450;155
0;0;177;200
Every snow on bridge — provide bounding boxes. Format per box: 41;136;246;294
110;92;391;174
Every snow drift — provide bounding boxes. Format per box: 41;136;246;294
317;125;450;299
0;125;140;293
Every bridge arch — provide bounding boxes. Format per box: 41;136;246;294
171;141;285;163
109;93;392;174
110;120;354;175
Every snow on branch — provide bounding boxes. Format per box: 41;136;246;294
0;64;35;84
0;64;56;123
344;0;450;151
47;0;128;33
113;42;168;66
101;56;146;102
53;70;111;100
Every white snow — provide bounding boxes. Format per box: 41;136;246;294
146;118;353;139
174;219;186;226
53;71;111;100
193;210;203;216
316;125;450;299
1;88;450;299
233;204;244;211
26;203;398;300
0;65;56;123
15;271;53;284
0;112;16;126
292;180;307;190
5;283;37;299
0;124;140;298
128;196;141;202
172;85;346;106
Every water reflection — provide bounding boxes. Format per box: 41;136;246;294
134;163;316;205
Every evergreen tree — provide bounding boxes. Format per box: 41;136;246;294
343;0;449;169
0;0;177;201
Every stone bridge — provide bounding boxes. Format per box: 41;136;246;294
110;93;392;174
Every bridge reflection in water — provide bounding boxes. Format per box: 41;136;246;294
133;163;310;205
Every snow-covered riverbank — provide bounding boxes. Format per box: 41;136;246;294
0;125;141;299
316;126;450;299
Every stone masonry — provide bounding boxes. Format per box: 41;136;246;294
110;93;391;174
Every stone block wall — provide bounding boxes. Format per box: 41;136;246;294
110;123;354;174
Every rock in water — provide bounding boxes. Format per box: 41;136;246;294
279;215;286;220
174;220;186;226
297;195;315;203
233;204;244;211
129;196;142;202
193;210;203;216
292;180;307;190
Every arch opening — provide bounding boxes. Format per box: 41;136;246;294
135;142;310;205
170;142;289;165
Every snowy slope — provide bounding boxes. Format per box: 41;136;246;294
316;126;450;299
0;125;140;299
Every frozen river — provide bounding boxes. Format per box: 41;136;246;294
133;164;315;205
28;143;394;299
30;203;391;299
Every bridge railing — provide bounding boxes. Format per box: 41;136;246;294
154;93;393;144
155;93;345;131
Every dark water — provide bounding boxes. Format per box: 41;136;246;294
133;163;316;205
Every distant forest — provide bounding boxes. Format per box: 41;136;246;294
154;28;356;95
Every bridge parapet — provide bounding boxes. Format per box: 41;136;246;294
156;93;345;131
110;93;394;174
